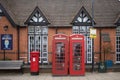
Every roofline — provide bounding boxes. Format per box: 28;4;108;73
71;6;96;25
0;3;17;27
115;23;120;26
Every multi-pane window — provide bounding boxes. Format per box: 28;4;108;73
26;7;50;64
73;26;92;63
86;36;92;63
28;26;48;63
116;26;120;63
72;7;93;63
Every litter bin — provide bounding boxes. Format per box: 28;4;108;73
30;51;40;75
105;60;113;68
98;61;107;73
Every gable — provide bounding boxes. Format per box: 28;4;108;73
115;17;120;26
71;6;95;26
0;4;16;27
24;6;50;26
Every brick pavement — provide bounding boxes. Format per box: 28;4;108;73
0;72;120;80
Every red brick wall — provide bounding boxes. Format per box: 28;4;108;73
48;27;116;63
0;16;116;64
0;16;18;60
94;28;116;63
19;27;28;63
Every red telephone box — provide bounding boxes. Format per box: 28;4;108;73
69;34;85;75
30;51;40;75
52;34;68;75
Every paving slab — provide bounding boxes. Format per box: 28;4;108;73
0;72;120;80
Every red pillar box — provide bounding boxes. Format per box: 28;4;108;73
30;51;40;75
52;34;69;75
69;34;85;75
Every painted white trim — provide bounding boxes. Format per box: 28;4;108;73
116;35;120;63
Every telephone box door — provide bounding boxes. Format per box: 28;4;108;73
52;34;68;75
69;34;85;75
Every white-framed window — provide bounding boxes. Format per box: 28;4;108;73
28;26;48;63
116;26;120;63
73;26;92;63
25;7;50;64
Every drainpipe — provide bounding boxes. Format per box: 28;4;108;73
17;25;20;60
91;0;95;72
99;28;102;62
55;26;58;34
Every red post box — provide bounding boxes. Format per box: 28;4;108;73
30;51;40;75
52;34;68;75
69;34;85;75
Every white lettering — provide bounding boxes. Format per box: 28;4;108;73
55;37;66;40
72;38;83;40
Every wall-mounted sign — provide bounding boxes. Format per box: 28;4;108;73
90;28;96;38
1;34;13;50
102;33;110;42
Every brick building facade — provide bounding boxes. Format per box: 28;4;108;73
0;0;120;65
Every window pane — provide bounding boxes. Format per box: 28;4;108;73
87;26;91;32
73;26;79;34
39;17;43;22
42;27;48;34
83;16;88;22
32;16;37;22
35;26;41;33
77;17;82;22
0;9;2;13
28;26;34;33
80;26;86;32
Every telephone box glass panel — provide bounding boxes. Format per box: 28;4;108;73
55;42;65;70
73;43;82;70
